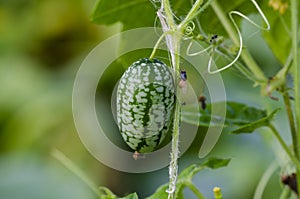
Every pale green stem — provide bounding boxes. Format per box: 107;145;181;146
185;181;206;199
253;160;279;199
167;34;182;199
283;89;299;159
279;186;291;199
51;149;101;197
167;101;181;199
290;0;300;195
162;0;176;29
149;30;173;60
291;0;299;155
268;124;300;171
178;0;203;30
210;0;267;82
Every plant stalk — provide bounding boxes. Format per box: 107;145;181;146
279;186;291;199
178;0;203;30
168;100;181;199
291;0;299;154
185;181;206;199
268;124;300;171
290;0;300;195
283;89;299;159
161;0;176;29
167;30;184;198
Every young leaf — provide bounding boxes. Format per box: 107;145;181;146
181;101;268;128
261;0;300;64
99;187;138;199
229;108;279;134
99;186;117;199
146;157;230;199
202;157;231;169
119;193;139;199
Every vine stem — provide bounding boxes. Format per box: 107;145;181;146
149;30;173;60
158;0;207;197
283;90;299;159
167;32;183;199
185;181;206;199
290;0;300;195
268;124;300;171
161;0;176;29
279;186;291;199
178;0;203;30
210;0;267;82
253;160;279;199
51;149;101;197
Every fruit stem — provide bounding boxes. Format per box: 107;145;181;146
185;181;206;199
149;30;172;60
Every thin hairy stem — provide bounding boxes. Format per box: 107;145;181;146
167;101;181;199
161;0;176;29
178;0;203;30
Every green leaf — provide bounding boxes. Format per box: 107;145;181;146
202;157;231;169
230;108;279;134
90;0;193;30
99;187;138;199
146;157;230;199
260;0;300;64
181;101;268;127
91;0;156;30
99;187;117;199
145;184;169;199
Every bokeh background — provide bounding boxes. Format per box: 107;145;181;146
0;0;294;198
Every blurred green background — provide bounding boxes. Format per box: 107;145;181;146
0;0;292;198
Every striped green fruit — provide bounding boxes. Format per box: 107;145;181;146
116;58;175;153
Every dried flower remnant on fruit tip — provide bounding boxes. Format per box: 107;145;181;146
133;151;145;160
268;0;288;14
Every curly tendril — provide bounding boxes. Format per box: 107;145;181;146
186;0;270;74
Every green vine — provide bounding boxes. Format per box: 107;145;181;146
152;0;275;197
290;0;300;195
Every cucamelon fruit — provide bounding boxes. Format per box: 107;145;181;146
116;58;175;153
